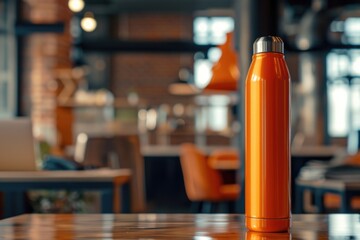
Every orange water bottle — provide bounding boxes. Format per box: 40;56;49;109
245;36;291;232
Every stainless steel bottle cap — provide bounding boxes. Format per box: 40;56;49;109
253;36;284;54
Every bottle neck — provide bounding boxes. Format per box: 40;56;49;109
253;52;284;58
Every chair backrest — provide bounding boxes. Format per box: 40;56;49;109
0;118;37;171
346;151;360;166
77;135;109;168
179;143;223;201
112;135;146;212
74;133;146;212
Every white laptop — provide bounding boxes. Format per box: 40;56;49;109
0;118;37;171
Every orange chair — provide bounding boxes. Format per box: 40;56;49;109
179;143;240;213
207;149;239;170
324;152;360;210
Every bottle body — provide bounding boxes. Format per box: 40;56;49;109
245;52;291;232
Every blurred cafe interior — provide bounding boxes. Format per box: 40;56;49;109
0;0;360;218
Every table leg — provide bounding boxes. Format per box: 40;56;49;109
295;185;304;213
340;191;352;213
101;190;113;213
113;182;131;213
314;189;325;213
121;183;131;213
113;184;121;213
202;202;217;213
3;192;14;218
3;192;25;218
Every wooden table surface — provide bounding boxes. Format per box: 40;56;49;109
0;169;131;183
0;214;359;239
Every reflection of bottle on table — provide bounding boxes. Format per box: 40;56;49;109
246;231;291;239
245;36;291;232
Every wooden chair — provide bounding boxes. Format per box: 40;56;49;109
74;133;146;213
207;148;239;170
74;134;109;168
179;143;240;213
112;135;146;213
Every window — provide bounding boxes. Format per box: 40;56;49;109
327;18;360;137
193;17;234;45
193;16;234;88
193;16;235;133
0;0;16;118
194;95;233;133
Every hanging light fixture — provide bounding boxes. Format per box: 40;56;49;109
81;12;97;32
204;32;239;91
68;0;85;13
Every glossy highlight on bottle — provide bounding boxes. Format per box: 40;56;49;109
245;36;291;232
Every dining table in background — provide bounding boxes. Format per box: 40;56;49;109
0;169;132;218
296;177;360;213
142;145;342;174
141;145;236;158
0;213;359;239
208;145;344;171
141;144;343;213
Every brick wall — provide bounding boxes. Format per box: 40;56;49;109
111;13;195;106
117;13;192;40
110;13;234;145
21;0;73;149
20;7;229;147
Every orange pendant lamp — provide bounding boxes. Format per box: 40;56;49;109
204;32;240;91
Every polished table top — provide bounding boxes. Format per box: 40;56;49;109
0;214;359;239
0;169;131;182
